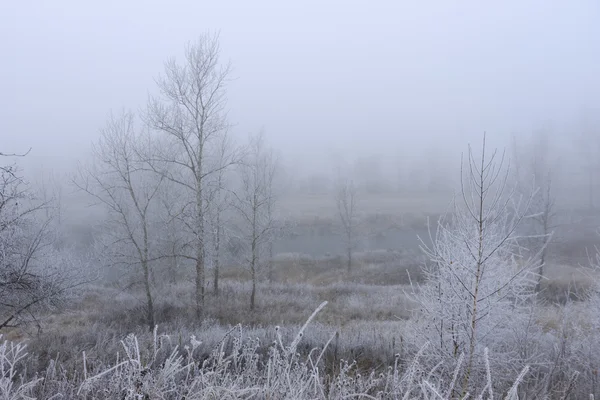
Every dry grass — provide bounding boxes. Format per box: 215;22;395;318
3;248;600;398
538;263;599;304
223;250;424;286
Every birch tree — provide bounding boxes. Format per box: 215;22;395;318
231;133;278;310
145;33;237;319
74;111;163;331
409;134;540;393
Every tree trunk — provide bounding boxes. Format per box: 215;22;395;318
195;239;205;320
195;171;205;320
463;151;486;393
251;269;256;311
250;192;258;311
142;260;155;331
213;258;220;297
250;239;257;310
213;223;221;296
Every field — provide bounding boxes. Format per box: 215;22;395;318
3;196;600;398
5;243;599;397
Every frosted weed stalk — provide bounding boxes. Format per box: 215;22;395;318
0;335;41;399
0;302;532;399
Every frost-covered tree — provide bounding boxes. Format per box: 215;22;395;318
74;111;163;330
0;151;86;330
145;33;239;319
231;133;278;310
408;134;540;392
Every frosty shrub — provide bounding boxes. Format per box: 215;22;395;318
0;155;87;331
407;135;542;393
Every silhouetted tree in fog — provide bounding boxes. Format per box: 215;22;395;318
145;32;240;319
231;133;278;310
74;111;162;331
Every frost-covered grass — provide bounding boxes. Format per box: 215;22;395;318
1;302;532;399
2;253;600;397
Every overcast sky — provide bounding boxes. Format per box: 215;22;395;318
2;0;599;178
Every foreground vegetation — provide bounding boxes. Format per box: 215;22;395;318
2;302;533;399
0;251;596;399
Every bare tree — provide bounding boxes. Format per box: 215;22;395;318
334;175;358;272
74;111;163;331
145;33;238;319
0;151;87;330
409;134;541;393
231;133;278;310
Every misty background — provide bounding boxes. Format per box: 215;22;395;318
2;0;600;218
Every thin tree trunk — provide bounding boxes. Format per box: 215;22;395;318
213;225;220;296
250;192;258;310
250;245;257;311
213;227;221;297
149;266;156;287
195;245;205;320
250;267;256;311
142;218;154;331
142;260;155;331
464;142;486;393
195;166;205;320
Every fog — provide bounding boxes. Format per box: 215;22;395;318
2;0;599;183
5;3;600;396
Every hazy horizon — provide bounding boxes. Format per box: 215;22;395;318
2;0;600;193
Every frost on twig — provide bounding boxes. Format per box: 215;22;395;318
407;134;540;392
